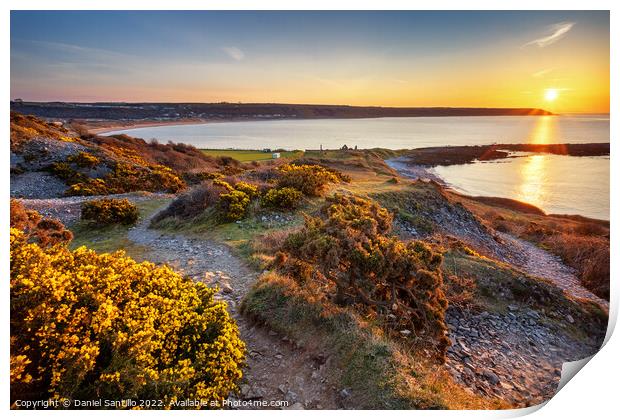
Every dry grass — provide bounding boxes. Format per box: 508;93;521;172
538;233;609;300
152;181;226;223
449;191;610;300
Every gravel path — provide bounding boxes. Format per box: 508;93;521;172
126;208;338;410
498;232;608;309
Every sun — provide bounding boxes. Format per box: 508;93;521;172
544;88;559;102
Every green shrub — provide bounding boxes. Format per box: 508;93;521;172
81;198;139;226
10;229;245;407
277;164;343;196
261;187;304;210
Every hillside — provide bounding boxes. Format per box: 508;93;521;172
9;114;608;410
10;112;241;199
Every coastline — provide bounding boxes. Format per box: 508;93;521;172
386;157;609;223
88;118;212;134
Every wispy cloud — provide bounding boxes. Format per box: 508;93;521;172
221;46;244;61
532;68;553;78
523;22;575;48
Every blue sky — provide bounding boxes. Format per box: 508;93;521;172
10;11;610;111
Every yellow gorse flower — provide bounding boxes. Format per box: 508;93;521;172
10;229;245;408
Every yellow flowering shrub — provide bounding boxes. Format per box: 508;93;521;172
67;151;101;168
277;164;344;197
218;190;250;222
261;187;304;210
66;163;186;196
81;198;139;226
10;229;245;407
233;181;260;199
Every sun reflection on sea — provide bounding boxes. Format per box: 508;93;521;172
529;115;557;144
517;116;557;207
516;154;547;208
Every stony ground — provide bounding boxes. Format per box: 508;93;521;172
441;230;606;407
10;171;68;199
126;209;340;410
445;306;600;408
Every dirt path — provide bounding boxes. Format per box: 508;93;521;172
126;208;338;410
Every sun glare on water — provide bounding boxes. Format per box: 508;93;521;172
544;88;559;102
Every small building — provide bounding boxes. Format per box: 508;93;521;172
272;152;281;159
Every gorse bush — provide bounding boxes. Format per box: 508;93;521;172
261;187;304;210
10;200;73;247
10;229;245;407
67;151;100;168
48;162;88;185
280;194;449;361
156;179;263;223
277;164;345;196
67;163;185;196
218;190;251;222
233;181;261;199
81;198;139;226
183;171;223;185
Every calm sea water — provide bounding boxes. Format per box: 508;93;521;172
107;114;610;220
107;114;609;150
432;155;610;220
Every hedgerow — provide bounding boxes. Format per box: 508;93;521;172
81;198;139;226
279;194;449;361
10;229;245;407
261;187;304;210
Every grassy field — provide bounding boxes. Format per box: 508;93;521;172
200;149;304;162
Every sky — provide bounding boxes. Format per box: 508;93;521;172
10;11;610;113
